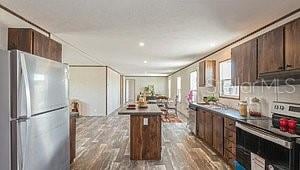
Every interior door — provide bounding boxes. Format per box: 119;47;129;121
11;108;70;170
11;50;68;117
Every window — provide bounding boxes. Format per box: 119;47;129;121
219;60;239;98
177;77;181;102
168;79;171;98
189;71;197;102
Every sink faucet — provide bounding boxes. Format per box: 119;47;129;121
216;102;229;110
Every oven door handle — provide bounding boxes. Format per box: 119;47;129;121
236;122;293;149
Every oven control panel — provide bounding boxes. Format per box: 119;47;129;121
271;102;300;118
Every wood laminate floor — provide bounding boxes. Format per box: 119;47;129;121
71;112;231;170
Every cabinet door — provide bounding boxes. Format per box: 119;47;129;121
258;27;284;74
49;39;62;62
196;110;205;139
206;61;216;87
32;30;50;59
199;61;205;87
231;45;242;85
213;114;224;155
242;39;257;83
69;115;76;163
204;111;213;145
8;28;33;53
285;18;300;70
199;61;216;87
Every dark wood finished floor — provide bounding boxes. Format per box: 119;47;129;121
71;112;231;170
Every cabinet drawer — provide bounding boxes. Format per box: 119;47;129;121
224;149;236;167
224;118;236;132
224;128;236;143
224;139;236;155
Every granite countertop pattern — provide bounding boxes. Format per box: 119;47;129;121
190;103;268;122
118;104;162;116
70;112;79;117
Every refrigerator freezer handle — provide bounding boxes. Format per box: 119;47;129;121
20;54;32;118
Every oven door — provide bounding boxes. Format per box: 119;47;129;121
236;122;298;170
297;139;300;170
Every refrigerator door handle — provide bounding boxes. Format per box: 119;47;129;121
20;54;32;119
17;119;31;170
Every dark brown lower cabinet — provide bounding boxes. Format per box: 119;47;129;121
224;118;237;167
212;114;224;156
204;111;213;146
196;110;205;139
70;115;76;163
197;109;236;167
130;115;161;160
224;149;235;167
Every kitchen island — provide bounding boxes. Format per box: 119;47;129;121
118;104;162;160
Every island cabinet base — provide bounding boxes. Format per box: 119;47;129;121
130;115;161;160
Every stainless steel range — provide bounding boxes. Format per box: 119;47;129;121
236;101;300;170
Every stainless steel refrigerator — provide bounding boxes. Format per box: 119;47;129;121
0;50;70;170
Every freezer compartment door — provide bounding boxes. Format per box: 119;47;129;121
11;108;70;170
11;50;68;118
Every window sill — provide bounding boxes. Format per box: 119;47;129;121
219;95;240;100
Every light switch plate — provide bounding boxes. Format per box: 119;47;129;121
143;118;148;126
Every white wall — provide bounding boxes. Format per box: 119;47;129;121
107;68;121;114
169;12;300;117
0;22;8;50
69;67;107;116
169;63;199;116
0;10;123;116
125;76;168;96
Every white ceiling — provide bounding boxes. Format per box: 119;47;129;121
0;0;299;75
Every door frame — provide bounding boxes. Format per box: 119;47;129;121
125;79;136;103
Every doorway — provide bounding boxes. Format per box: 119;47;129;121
125;79;135;103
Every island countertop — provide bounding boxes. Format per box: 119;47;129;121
118;104;162;116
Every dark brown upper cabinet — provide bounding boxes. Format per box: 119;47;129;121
199;60;216;87
258;27;284;75
231;39;257;85
285;18;300;71
49;39;63;62
8;28;62;62
32;30;50;59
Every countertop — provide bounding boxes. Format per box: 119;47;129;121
70;112;79;117
118;104;162;116
190;103;300;141
189;103;268;121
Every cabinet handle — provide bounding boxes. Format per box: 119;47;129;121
278;66;284;70
286;65;293;68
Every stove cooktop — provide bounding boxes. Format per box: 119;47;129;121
241;118;300;141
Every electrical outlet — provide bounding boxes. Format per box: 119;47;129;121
143;118;148;126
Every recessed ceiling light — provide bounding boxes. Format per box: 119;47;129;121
139;42;145;47
210;42;216;47
143;60;148;64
